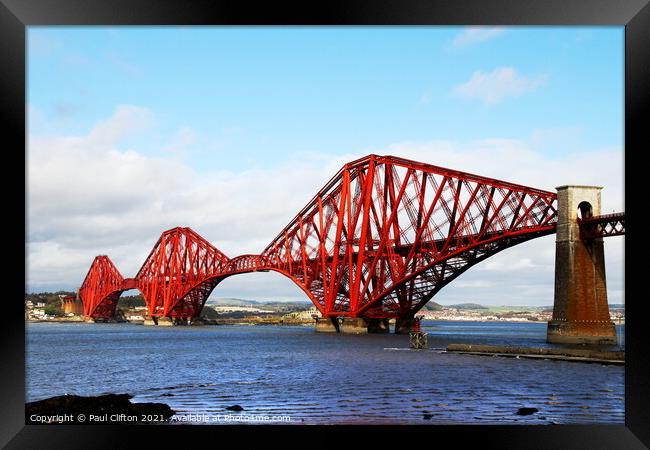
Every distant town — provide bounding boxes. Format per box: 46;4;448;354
24;292;625;325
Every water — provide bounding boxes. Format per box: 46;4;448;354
421;320;625;349
26;321;624;425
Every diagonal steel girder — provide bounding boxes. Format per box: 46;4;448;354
78;154;563;321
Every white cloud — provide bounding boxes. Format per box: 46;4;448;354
451;27;506;48
453;67;548;105
380;138;624;305
27;107;351;295
27;108;624;306
479;257;537;272
165;126;197;157
453;280;496;289
384;138;623;211
530;125;585;151
87;104;153;144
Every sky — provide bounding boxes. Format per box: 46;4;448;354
26;26;624;306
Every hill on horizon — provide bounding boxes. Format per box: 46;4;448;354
207;297;312;307
205;298;625;311
423;301;444;311
448;303;488;310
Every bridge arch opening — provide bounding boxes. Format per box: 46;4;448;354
420;234;557;308
204;271;317;315
106;288;143;321
577;201;593;219
117;288;146;309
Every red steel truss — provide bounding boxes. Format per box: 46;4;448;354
78;154;566;321
259;155;558;319
79;255;128;319
135;227;230;320
578;213;626;240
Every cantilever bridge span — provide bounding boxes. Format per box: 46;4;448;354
78;154;624;337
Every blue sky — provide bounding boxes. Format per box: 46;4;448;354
29;27;623;167
27;26;624;305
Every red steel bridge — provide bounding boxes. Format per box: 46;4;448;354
79;154;625;326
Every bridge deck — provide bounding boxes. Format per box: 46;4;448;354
578;213;625;239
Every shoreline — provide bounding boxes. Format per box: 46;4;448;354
26;393;175;424
25;318;626;326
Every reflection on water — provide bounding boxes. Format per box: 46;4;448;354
26;321;624;424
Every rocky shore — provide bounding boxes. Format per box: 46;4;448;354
26;393;175;424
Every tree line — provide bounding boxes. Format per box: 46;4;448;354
25;291;146;315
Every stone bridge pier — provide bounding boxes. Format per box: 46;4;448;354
546;186;617;345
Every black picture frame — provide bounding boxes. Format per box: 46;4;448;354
2;0;647;448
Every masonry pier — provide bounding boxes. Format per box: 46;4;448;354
546;186;617;345
143;316;175;326
314;317;390;334
338;318;368;334
315;317;339;333
395;318;417;334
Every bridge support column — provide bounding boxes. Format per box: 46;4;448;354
395;317;416;334
547;186;616;345
143;316;176;326
315;317;339;333
339;317;369;334
367;318;390;334
157;317;174;327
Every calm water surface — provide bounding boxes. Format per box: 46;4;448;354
26;321;624;425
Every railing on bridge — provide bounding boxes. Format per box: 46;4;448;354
577;213;626;240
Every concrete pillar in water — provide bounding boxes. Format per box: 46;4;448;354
367;318;390;334
339;317;368;334
315;317;339;333
143;316;175;326
547;186;617;345
157;317;174;327
315;317;389;333
395;317;416;334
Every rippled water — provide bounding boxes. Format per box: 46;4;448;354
26;321;624;425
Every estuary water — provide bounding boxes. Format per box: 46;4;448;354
26;321;624;425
